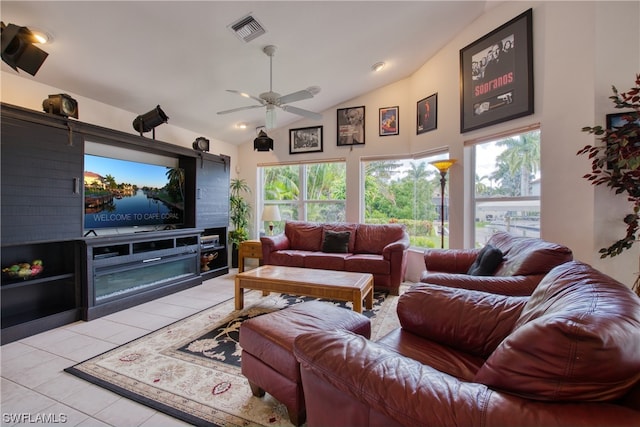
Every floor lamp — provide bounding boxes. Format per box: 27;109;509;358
429;159;457;248
261;205;281;236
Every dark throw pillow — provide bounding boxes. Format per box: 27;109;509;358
322;230;351;253
467;244;503;276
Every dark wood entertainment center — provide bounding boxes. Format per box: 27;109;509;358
1;103;230;344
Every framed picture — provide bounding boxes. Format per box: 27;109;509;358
460;8;533;133
607;111;640;129
379;106;399;136
417;94;437;134
289;126;323;155
337;106;365;145
606;111;640;169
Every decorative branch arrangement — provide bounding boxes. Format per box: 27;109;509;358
577;73;640;260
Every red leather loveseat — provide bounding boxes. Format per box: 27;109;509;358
261;221;409;295
294;261;640;427
420;231;573;295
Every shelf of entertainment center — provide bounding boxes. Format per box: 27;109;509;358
200;227;228;276
1;273;75;291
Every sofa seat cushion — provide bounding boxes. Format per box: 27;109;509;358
303;252;349;270
269;250;307;267
286;221;324;251
475;261;640;402
345;254;389;275
377;329;484;382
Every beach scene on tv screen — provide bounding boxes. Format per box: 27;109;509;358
84;155;185;230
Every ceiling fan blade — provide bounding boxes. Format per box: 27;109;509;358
280;105;323;121
277;89;314;105
217;104;264;115
226;90;265;105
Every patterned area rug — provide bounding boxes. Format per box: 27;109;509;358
65;286;405;427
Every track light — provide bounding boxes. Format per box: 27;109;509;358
42;94;78;119
193;137;210;152
132;105;168;139
1;22;49;76
254;129;273;152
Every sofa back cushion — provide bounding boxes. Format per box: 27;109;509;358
487;231;573;277
398;284;526;358
354;223;406;254
285;221;324;251
475;261;640;402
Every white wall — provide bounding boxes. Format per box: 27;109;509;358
2;1;638;286
0;73;238;159
236;1;640;286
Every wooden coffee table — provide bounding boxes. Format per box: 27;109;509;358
235;265;374;313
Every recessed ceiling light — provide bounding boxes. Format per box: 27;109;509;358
371;62;385;72
236;122;248;129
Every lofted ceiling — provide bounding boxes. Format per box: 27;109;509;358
1;1;495;145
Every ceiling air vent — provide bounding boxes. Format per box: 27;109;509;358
229;15;266;43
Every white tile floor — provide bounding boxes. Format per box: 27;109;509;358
1;269;239;426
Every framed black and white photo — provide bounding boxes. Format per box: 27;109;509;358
460;8;533;133
379;106;399;136
289;125;323;155
337;106;365;145
417;94;437;134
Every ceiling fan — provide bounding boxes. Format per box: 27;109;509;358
217;45;322;129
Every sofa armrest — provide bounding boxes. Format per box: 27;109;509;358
420;273;541;296
381;232;410;260
295;330;490;426
424;248;480;273
260;234;290;264
399;284;527;357
294;331;640;427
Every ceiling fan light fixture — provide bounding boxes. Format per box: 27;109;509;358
265;105;276;129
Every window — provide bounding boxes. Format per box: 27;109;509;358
362;152;451;248
259;161;346;234
471;128;540;247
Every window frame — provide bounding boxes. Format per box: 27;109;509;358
257;158;347;234
465;123;541;248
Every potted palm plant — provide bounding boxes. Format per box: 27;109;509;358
229;178;251;268
577;73;640;294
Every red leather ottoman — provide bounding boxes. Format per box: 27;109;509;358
239;300;371;426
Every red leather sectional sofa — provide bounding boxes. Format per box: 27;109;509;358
421;231;574;295
260;220;410;295
294;261;640;426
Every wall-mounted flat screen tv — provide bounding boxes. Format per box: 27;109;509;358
83;143;185;234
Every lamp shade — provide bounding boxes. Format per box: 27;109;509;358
430;159;457;174
261;205;281;222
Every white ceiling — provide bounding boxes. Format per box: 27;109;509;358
2;1;494;145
